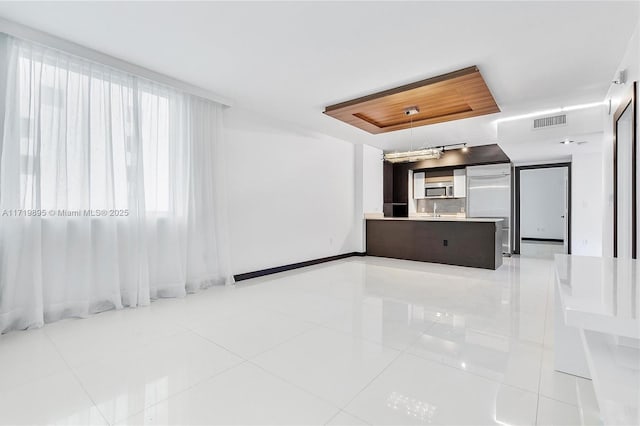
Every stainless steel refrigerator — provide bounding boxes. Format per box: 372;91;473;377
466;163;512;255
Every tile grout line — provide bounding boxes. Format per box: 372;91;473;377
334;320;445;420
331;410;372;426
43;331;112;426
0;331;78;397
336;319;449;418
241;294;425;353
339;346;406;413
242;319;439;423
538;393;587;408
405;338;545;397
535;267;555;425
110;328;260;423
401;349;545;406
45;324;248;425
244;325;402;420
245;358;344;419
242;326;401;410
322;409;343;426
301;318;426;353
6;255;569;425
120;359;251;424
193;321;316;362
395;271;548;425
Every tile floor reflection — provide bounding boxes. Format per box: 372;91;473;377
0;255;600;425
520;241;566;259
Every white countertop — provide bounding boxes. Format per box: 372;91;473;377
364;213;504;223
581;330;639;426
554;255;639;426
554;254;639;339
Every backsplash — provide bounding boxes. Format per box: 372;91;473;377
416;198;466;215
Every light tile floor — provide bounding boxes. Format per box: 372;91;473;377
520;241;566;259
0;255;601;425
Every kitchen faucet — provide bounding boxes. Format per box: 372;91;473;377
433;202;437;217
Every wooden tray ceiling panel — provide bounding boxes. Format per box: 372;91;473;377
323;66;500;134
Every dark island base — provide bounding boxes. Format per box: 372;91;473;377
366;219;503;270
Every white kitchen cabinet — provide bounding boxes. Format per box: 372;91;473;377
453;168;466;198
413;171;425;199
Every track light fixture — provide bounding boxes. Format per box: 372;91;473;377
383;142;469;163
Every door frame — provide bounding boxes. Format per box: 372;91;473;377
513;162;572;255
613;81;637;259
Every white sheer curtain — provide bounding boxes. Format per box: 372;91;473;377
0;35;232;333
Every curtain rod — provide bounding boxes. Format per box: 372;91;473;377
0;17;233;107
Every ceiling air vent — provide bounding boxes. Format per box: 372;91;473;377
533;114;566;129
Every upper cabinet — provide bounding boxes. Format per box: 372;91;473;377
412;169;466;198
453;168;466;198
413;172;425;199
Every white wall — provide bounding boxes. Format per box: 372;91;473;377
354;143;384;251
602;24;639;257
497;94;608;255
572;152;603;256
362;144;383;214
520;167;566;240
224;108;360;274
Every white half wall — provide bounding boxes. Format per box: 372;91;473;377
224;108;359;274
362;144;383;215
520;167;566;240
354;143;383;251
572;152;603;256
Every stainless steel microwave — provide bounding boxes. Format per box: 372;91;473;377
425;181;454;198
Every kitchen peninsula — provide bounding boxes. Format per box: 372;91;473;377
370;143;512;270
366;215;504;269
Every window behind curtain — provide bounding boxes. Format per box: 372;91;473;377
16;49;173;213
139;87;173;214
0;34;231;334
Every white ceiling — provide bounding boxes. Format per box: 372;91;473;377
497;105;606;164
0;1;637;152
